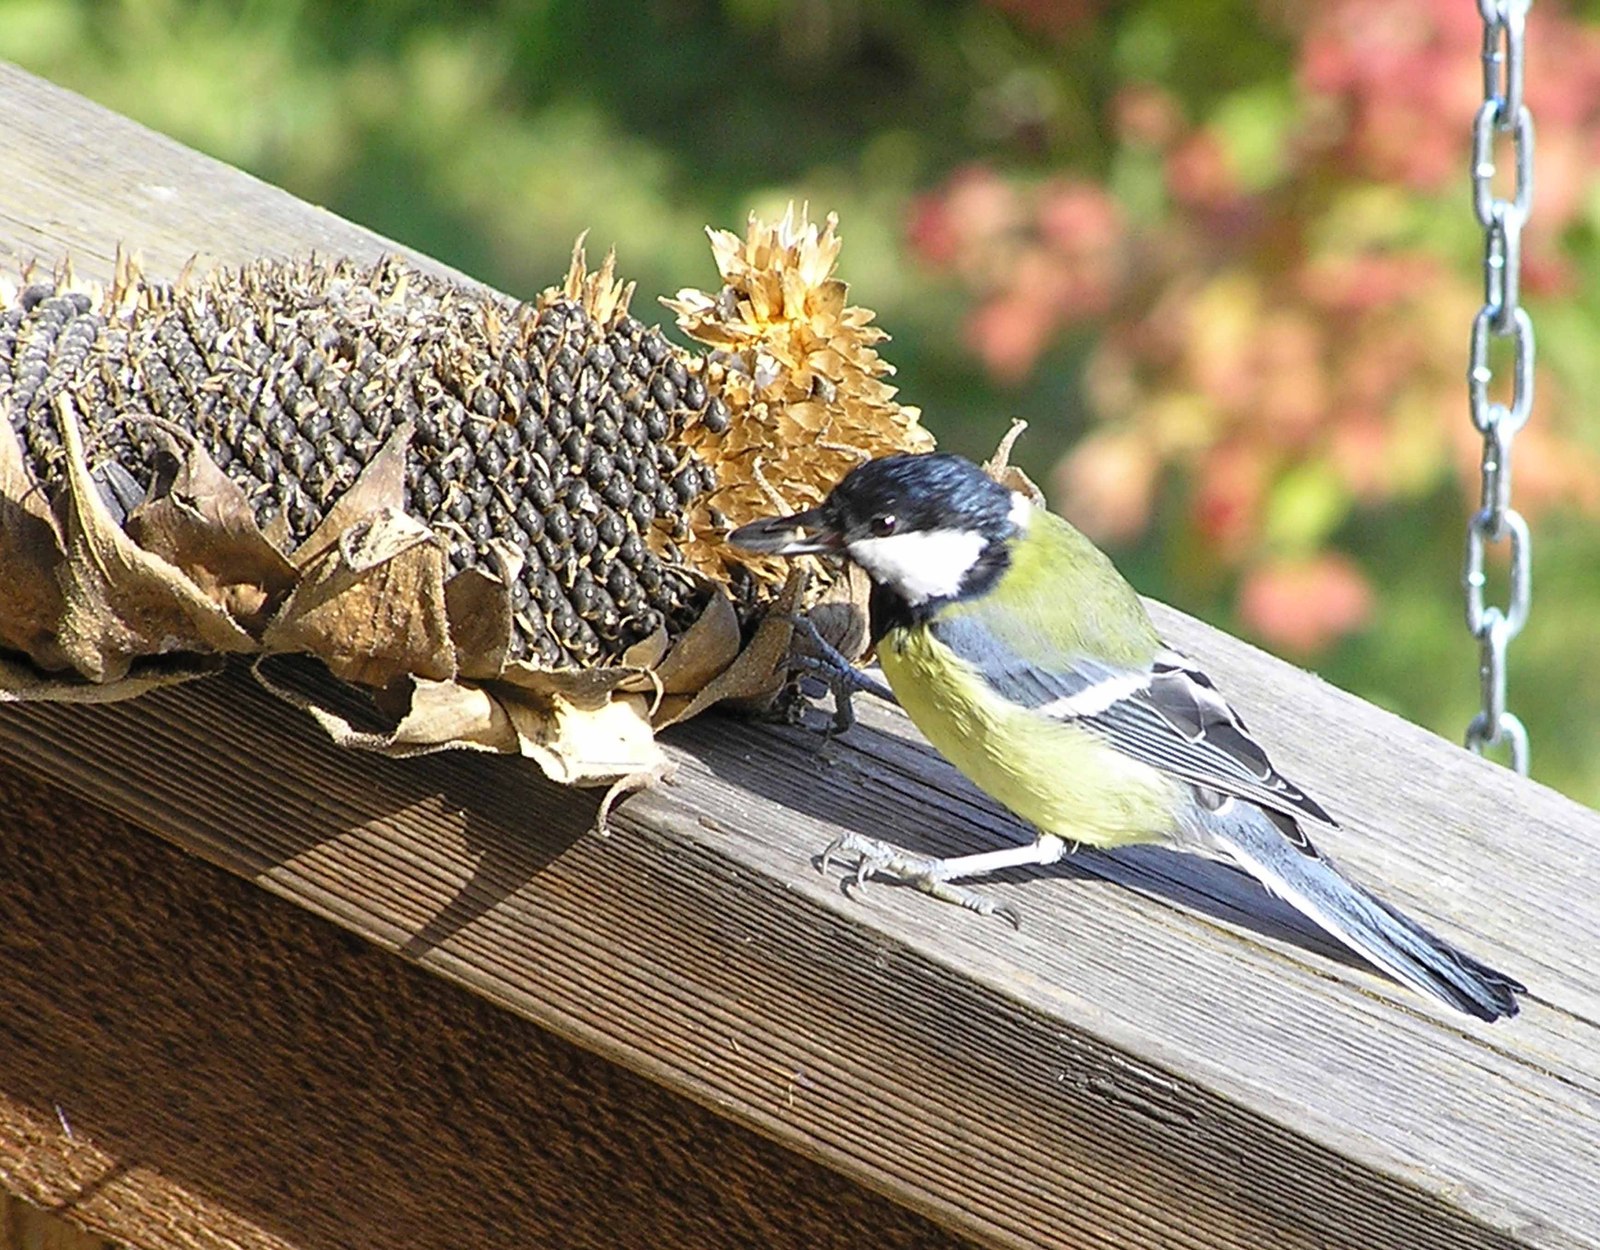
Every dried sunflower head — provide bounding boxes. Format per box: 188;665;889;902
0;209;934;785
664;206;933;599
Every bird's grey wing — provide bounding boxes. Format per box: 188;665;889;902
932;616;1334;846
1086;656;1334;838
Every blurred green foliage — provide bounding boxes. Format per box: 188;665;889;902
3;0;1597;805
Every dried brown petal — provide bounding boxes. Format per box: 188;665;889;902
0;411;69;669
254;661;519;758
263;508;454;688
649;590;741;698
983;419;1046;505
656;572;806;729
0;651;223;702
294;421;412;568
123;425;297;627
503;689;667;786
803;562;873;664
444;566;515;681
52;396;254;682
381;677;519;754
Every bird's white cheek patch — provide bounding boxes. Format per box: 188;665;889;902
847;529;987;604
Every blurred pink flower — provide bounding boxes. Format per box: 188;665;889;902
1326;410;1394;503
1164;129;1239;209
906;165;1019;271
1111;83;1184;149
1297;253;1446;317
1299;0;1600;216
966;291;1057;383
1054;427;1159;542
1239;554;1374;655
1191;440;1269;559
1038;179;1123;253
913;171;1128;380
1298;0;1480;188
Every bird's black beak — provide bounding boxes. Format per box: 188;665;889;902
727;507;843;557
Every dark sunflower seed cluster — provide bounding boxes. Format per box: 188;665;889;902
0;259;730;668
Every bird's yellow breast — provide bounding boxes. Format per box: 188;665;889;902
877;625;1179;847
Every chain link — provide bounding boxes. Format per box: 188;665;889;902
1464;0;1535;773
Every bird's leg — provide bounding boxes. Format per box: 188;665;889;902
819;832;1067;929
780;614;897;736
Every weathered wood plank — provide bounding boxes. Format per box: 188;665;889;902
3;1196;114;1250
0;64;467;283
1;59;1598;1250
5;667;1598;1250
0;767;969;1250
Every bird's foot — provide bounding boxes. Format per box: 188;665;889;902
819;832;1023;929
779;614;897;737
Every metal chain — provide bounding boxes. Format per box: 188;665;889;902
1464;0;1535;774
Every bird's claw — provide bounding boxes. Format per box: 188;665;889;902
817;832;1022;929
818;833;863;885
820;832;904;894
788;656;861;736
779;614;896;737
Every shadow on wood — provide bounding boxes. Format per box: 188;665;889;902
0;765;967;1250
682;704;1369;969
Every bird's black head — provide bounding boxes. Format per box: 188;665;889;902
729;452;1028;635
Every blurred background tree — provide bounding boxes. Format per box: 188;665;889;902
3;0;1597;804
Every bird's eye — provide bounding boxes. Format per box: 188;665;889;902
870;514;898;537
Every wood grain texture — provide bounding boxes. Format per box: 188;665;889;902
0;63;468;285
0;767;970;1250
1;58;1598;1250
3;1197;114;1250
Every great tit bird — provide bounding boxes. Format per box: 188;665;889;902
730;451;1525;1022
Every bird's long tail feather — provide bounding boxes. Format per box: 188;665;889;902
1209;807;1525;1022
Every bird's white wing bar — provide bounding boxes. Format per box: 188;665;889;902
928;615;1120;709
1034;671;1152;718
